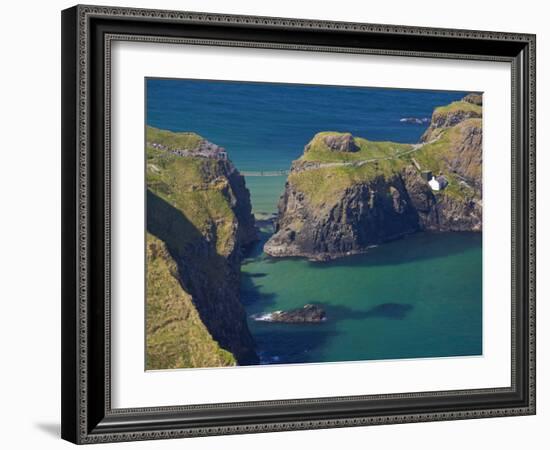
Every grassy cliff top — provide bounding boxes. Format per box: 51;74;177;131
146;126;203;150
289;159;406;207
146;233;236;370
288;116;481;207
301;131;413;163
407;118;481;200
433;100;482;117
289;132;411;206
411;118;481;176
146;133;237;258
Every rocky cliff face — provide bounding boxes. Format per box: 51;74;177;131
146;127;258;368
265;172;421;260
146;233;237;369
421;96;482;143
265;95;482;261
400;165;481;233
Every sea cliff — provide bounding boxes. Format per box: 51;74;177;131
264;95;483;261
145;127;258;369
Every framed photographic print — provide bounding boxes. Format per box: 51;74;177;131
61;5;536;444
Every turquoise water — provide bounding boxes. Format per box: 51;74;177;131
242;228;482;364
147;79;482;365
244;176;287;216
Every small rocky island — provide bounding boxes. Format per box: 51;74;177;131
264;93;483;261
253;304;327;324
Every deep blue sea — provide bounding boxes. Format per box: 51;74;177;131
147;79;467;172
146;78;482;365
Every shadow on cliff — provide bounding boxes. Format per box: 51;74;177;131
309;231;482;269
146;189;258;364
240;228;281;310
240;271;278;309
147;189;205;256
242;227;273;260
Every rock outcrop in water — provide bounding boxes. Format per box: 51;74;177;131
264;94;482;261
400;117;430;125
254;304;327;323
146;127;258;369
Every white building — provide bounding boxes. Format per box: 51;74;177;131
428;175;449;191
428;176;441;191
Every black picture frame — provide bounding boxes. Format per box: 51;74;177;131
61;4;536;444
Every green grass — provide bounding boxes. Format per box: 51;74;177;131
433;100;482;117
289;158;405;207
146;144;237;257
289;117;481;207
302;132;413;163
146;126;203;150
145;233;236;370
411;118;482;179
442;178;476;201
288;132;411;206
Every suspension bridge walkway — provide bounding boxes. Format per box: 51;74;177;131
239;139;437;177
240;170;290;177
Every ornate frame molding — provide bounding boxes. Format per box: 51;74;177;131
61;4;536;444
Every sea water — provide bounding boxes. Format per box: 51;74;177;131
147;78;482;365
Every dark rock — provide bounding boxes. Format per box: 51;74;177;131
265;174;421;261
255;304;327;323
323;133;360;152
444;120;483;190
436;175;449;190
402;166;481;232
463;93;483;106
400;117;430;125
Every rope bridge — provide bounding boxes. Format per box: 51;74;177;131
241;170;290;177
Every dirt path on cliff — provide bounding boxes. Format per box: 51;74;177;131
295;139;435;172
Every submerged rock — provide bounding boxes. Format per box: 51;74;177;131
254;304;327;324
400;117;430;125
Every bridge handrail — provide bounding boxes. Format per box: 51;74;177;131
241;170;290;176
